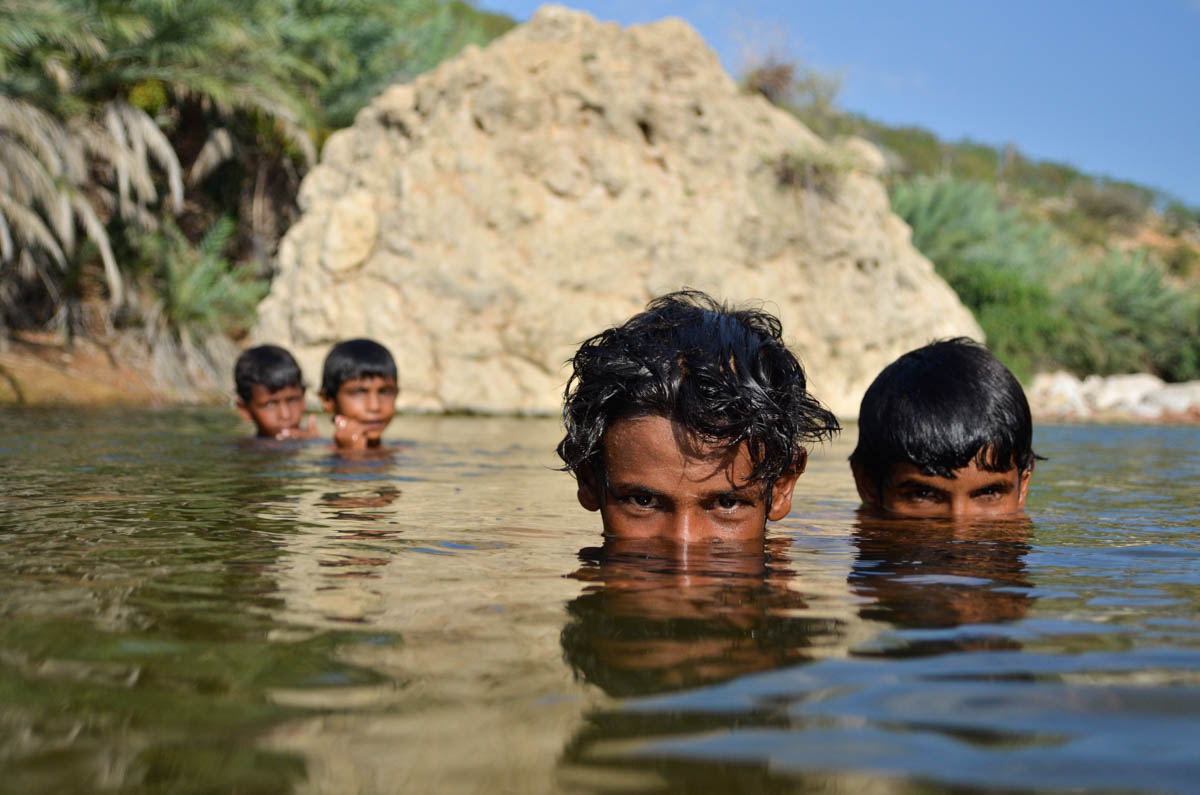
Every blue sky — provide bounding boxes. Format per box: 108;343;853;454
481;1;1200;206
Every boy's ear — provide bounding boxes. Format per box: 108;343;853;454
320;392;337;415
235;399;252;423
1016;466;1032;507
851;459;881;507
577;469;601;512
767;449;807;522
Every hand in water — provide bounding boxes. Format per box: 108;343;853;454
274;416;318;441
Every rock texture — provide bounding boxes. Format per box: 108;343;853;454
254;4;981;417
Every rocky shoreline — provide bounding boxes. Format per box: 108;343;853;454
3;333;1199;425
1029;371;1200;423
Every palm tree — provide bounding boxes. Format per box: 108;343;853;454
0;0;320;331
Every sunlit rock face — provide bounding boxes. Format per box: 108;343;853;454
254;4;981;417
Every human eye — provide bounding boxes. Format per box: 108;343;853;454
903;486;942;503
974;484;1006;501
618;492;660;511
713;494;751;512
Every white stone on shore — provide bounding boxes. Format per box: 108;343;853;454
1030;371;1200;422
1143;382;1200;415
1080;373;1165;414
1029;371;1090;418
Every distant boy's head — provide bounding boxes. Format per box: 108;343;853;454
557;290;839;542
234;345;306;438
850;338;1034;519
319;339;398;445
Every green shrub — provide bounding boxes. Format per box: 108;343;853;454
937;260;1065;382
1163;242;1200;278
890;177;1065;279
1056;250;1200;381
1069;180;1153;231
135;218;268;341
892;177;1200;383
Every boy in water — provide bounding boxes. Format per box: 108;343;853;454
849;338;1035;519
320;338;399;451
557;290;839;541
234;344;318;440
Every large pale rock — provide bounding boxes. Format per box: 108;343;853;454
1028;370;1200;422
1028;371;1089;419
1144;382;1200;415
254;4;981;416
1080;373;1165;414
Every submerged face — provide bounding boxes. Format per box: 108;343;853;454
323;375;398;444
577;415;804;542
858;458;1030;519
238;383;306;438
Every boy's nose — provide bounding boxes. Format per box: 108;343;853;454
667;510;704;543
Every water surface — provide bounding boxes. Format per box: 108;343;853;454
1;410;1197;793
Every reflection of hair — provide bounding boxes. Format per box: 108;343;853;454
850;338;1034;485
320;339;398;399
234;345;303;401
560;588;824;698
557;290;839;484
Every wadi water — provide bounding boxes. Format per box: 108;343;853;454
1;409;1197;794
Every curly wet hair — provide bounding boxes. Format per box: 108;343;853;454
556;290;839;485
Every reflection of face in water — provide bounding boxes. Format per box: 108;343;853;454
850;514;1034;645
561;537;844;698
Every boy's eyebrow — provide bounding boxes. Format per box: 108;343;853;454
969;478;1016;496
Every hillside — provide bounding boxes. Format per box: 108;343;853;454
743;57;1200;383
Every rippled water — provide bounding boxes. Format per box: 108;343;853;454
1;410;1197;793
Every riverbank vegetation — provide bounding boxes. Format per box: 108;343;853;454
746;57;1200;383
0;0;512;392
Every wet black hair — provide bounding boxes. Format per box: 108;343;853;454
849;337;1035;486
556;290;839;486
319;338;398;399
234;344;303;401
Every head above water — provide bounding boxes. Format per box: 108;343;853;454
234;345;307;438
850;337;1035;518
320;339;399;449
319;338;398;401
557;290;839;539
234;344;303;402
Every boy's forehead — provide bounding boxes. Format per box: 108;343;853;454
250;382;304;398
600;416;755;483
338;374;397;388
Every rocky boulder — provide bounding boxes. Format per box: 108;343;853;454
1029;371;1200;422
253;4;981;417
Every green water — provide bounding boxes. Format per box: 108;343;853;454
1;410;1198;793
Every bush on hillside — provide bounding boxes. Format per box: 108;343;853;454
936;260;1065;382
1055;251;1200;381
890;177;1065;278
892;177;1200;383
1070;180;1153;232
